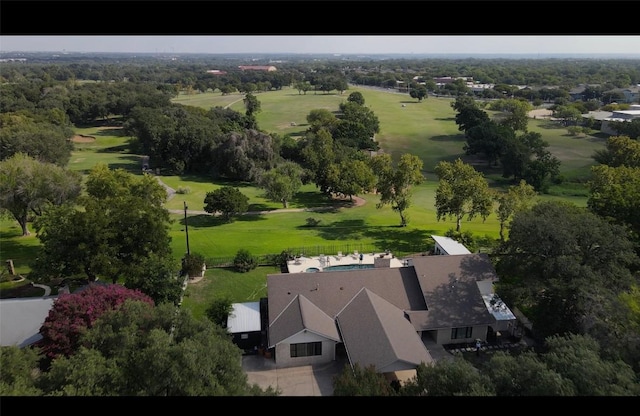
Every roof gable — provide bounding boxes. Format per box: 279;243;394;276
337;288;432;372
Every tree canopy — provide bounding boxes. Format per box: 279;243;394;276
203;186;249;221
370;153;424;227
434;159;493;232
0;153;82;236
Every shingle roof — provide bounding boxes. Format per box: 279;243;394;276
268;294;340;346
267;253;500;370
336;288;433;372
409;254;497;329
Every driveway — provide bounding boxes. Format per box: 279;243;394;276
242;354;348;396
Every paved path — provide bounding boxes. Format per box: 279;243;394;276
156;177;366;216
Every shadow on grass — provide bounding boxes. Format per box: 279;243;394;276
362;227;436;255
429;134;466;142
95;128;126;137
303;219;367;240
248;203;276;212
98;144;130;153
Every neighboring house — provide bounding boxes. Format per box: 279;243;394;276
431;235;471;255
227;301;263;352
265;253;517;377
0;297;55;347
605;86;640;104
601;109;640;135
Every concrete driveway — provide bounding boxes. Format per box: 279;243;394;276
242;354;348;396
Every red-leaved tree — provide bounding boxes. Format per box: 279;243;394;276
37;283;154;360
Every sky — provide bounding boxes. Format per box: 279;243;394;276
2;35;640;56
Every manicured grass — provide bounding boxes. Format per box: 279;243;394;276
1;87;602;305
181;266;276;320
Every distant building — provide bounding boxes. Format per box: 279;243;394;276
206;69;227;75
238;65;277;72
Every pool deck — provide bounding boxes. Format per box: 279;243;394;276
286;252;405;273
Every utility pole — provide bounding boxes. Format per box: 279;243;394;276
184;201;190;256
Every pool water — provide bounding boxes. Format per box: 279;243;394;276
305;264;375;272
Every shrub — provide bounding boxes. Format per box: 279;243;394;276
205;297;233;328
233;249;257;273
182;252;205;277
305;217;321;227
176;186;191;194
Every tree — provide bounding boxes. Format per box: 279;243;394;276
401;358;495;396
409;85;428;102
0;346;43;396
346;91;365;105
206;297;233;328
125;253;184;306
306;108;338;133
494;200;638;342
541;333;640;396
258;161;303;208
32;165;173;284
483;351;574;396
0;153;82;235
332;363;397;396
370;153;424;227
455;106;491;133
494;180;537;241
328;158;377;201
464;120;515;166
40;301;278;396
36;284;154;361
553;105;583;126
243;92;261;116
587;164;640;239
434;159;493;232
487;98;532;132
203;186;249;222
0;113;74;166
592;135;640;167
607;119;640;140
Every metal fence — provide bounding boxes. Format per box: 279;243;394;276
204;242;434;268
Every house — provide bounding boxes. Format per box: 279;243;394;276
0;297;56;347
265;253;517;376
227;301;263;352
431;235;471;255
600;108;640;135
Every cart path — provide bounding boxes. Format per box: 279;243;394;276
156;177;366;216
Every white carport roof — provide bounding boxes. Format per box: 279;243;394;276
227;302;261;333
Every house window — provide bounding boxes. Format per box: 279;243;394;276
451;327;473;340
290;342;322;358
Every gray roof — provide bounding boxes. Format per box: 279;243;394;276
0;297;56;347
267;253;499;370
409;254;497;330
336;288;433;372
269;295;340;346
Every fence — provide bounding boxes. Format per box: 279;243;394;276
204;242;435;268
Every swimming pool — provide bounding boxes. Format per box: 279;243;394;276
305;264;375;272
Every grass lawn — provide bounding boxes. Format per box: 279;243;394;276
1;87;603;308
181;266;277;320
